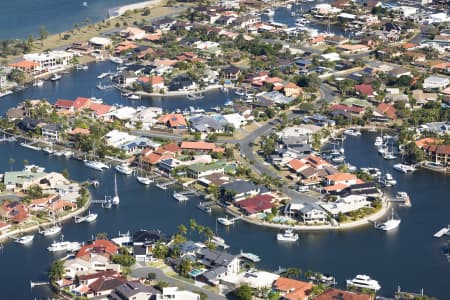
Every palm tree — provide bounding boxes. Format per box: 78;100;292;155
285;267;302;279
188;219;197;238
39;26;48;47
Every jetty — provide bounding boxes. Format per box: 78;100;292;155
156;179;177;190
30;281;49;288
197;202;214;213
434;225;450;238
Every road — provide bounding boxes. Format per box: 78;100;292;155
132;266;228;300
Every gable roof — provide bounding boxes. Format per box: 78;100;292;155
76;240;119;258
315;288;371;300
375;103;397;120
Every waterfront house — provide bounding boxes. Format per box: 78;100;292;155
196;248;240;285
273;277;313;300
23;50;73;72
76;240;119;260
132;230;167;262
0;201;30;224
320;195;371;216
104;130;136;148
41;123;63;141
64;255;121;280
89;37;112;50
189;115;227;133
299;204;328;224
314;288;372;300
168;74;196;91
3;170;46;192
120;26;146;40
222;270;280;289
374;103;397;121
220;180;261;201
158;158;183;174
221;66;241;81
186;161;226;179
421;143;450;166
8;60;39;75
17;117;43;133
235;194;274;216
325;173;357;186
111;281;160;300
156;287;200;300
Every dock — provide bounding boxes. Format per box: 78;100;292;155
433;225;450;238
30;281;49;288
240;250;261;262
156;179;177;190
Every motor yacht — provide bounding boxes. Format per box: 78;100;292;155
277;228;299;242
346;274;381;291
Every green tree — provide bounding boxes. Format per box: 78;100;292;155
48;260;64;283
39;26;48;46
189;218;197;238
27;184;43;199
61;168;70;179
179;258;192;277
234;284;253;300
284;267;302;278
7;69;26;85
96;232;108;240
153;241;169;259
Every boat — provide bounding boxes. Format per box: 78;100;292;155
102;195;113;208
50;74;62;81
240;251;261;262
277;228;299;242
82;1;88;7
47;236;81;252
20;142;41;151
63;150;74;158
33;79;44;87
128;94;141;100
346;274;381;291
97;72;110;79
343;128;361;136
39;222;62;237
23;164;45;173
212;235;225;244
84;160;109;171
90;96;103;103
395;192;411;207
295;17;310;27
393;163;415;174
360;167;381;178
379;173;396;186
374;209;401;231
14;235;34;245
189;106;205;114
111;231;132;246
75;64;88;70
0;90;13;98
187;92;204;100
383;143;397;160
137;175;153;185
234;88;245;96
43;147;54;155
374;136;383;147
331;155;345;163
54;150;64;157
396;191;408;199
112;174;120;205
173;191;189;202
96;82;113;90
84;211;98;223
217;216;234;226
115;163;134;175
197;202;212;213
109;56;124;64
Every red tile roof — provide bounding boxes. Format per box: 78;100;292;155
9;60;39;69
274;277;313;300
76;240;119;258
375;103;397;120
329;104;364;114
180;141;217;151
287;159;307;172
73;97;91;110
314;288;371;300
423;144;450;156
355;84;374;96
236;194;274;215
89;103;112;116
158;113;187;128
55;99;74;109
415;137;438;148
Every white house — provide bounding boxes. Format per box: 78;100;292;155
63;255;121;279
222;113;247;128
24;50;73;72
104;129;136;148
321;52;341;62
156;287;200;300
423;75;450;91
320;195;371;216
392;6;417;18
120;26;146;40
222;270;280;289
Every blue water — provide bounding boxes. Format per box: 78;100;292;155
0;0;145;40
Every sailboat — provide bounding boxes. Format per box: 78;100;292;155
39;214;62;236
374;209;401;231
136;156;153;185
383;143;397;160
112;174;120;205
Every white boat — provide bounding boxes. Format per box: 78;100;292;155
393;163;415;174
75;64;88;70
383;153;396;160
173;191;189;202
346;274;381;291
379;173;396;186
343;129;361;136
112;174;120;205
128;94;141;100
33;80;44;87
115;163;134;175
212;235;225;244
50;74;62;81
0;90;13;98
90;96;103;103
23;164;45;173
187;92;204;100
43;147;54;155
15;235;34;245
102;196;113;208
331;155;345;163
63;150;74;158
20;142;41;151
54;150;64;157
97;72;110;79
84;211;98;223
84;160;109;171
374;136;383;147
360;167;381;178
295;17;310;27
109;56;124;64
136;176;153;185
396;191;408;199
39;225;62;237
375;209;401;231
111;231;132;246
217;217;234;226
240;251;261;262
277;228;299;242
47;236;81;252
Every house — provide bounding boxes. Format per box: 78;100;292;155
222;113;247;128
0;201;30;224
314;288;372;300
76;240;119;259
189;115;228;133
273;277;313;300
156;287;200;300
157;114;187;129
423;75;450;91
221;180;261;201
320;195;371;216
222;270;280;289
180;141;222;153
221;66;241;81
374;103;397;121
325;172;357;186
41;123;63;141
298;204;328;224
111;281;160;300
86;273;127;298
187;161;226;179
354;84;374;97
152;17;176;31
120;26;146;40
168;74;196;91
23;50;73;71
196;248;240;285
89;37;112;50
132;230;167;262
235;194;274;216
63;255;121;279
8;60;39;75
283;82;303;98
104;130;136;148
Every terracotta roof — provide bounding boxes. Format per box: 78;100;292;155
236;194;274;215
89;275;126;293
9;60;39;69
69;127;90;135
329;104;364;114
55;99;74;108
274;277;313;300
288;159;307;171
326;172;356;182
49;200;76;211
73;97;91;110
78;270;118;281
76;240;119;258
180;141;217;151
323;183;349;192
89;103;112;116
158;113;187;128
375;103;397;120
31;194;56;205
314;288;371;300
415;137;438;148
162;142;181;153
355;84;374;96
423;144;450;156
305;154;331;168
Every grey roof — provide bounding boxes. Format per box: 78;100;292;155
113;281;160;299
133;229;166;244
189;115;228;132
201;266;228;280
221;180;259;195
300;203;325;214
197;248;238;267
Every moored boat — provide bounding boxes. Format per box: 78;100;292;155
14;235;34;245
277;228;299;242
346;274;381;291
374;209;401;231
115;163;134;175
84;160;109;171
